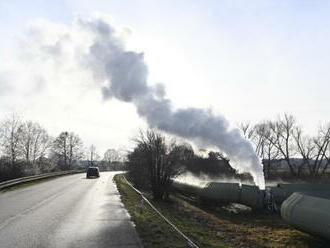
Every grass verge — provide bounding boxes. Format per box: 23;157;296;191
114;174;229;248
114;174;329;248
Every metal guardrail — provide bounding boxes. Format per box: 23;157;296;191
123;176;200;248
0;170;84;191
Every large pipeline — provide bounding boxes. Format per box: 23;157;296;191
281;192;330;240
172;181;330;240
269;183;330;205
172;181;265;209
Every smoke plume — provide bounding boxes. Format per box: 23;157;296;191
4;14;265;188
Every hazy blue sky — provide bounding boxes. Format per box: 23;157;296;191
1;0;330;154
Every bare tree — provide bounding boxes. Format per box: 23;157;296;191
103;149;120;165
294;124;330;179
253;122;279;177
19;121;51;166
52;132;69;169
33;128;51;165
103;148;121;170
315;125;330;176
128;130;193;200
238;121;255;140
52;132;83;170
265;114;301;177
323;130;330;175
117;148;129;162
67;133;84;168
87;145;100;167
239;121;279;177
0;114;23;165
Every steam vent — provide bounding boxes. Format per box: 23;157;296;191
172;181;330;240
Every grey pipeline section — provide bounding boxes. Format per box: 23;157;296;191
173;181;330;240
269;183;330;205
281;192;330;240
173;181;330;209
123;177;200;248
0;170;85;191
172;182;264;209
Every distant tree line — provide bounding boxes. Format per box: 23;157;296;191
0;114;85;181
128;114;330;200
239;113;330;181
0;114;126;182
88;146;128;171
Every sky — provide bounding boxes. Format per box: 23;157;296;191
1;0;330;156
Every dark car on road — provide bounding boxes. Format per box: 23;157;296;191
86;167;100;178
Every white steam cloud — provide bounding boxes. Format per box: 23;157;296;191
174;172;250;188
1;14;265;188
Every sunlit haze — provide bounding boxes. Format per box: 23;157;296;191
1;0;330;157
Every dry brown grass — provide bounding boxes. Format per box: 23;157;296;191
174;194;329;248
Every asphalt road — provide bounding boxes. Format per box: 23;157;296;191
0;172;142;248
